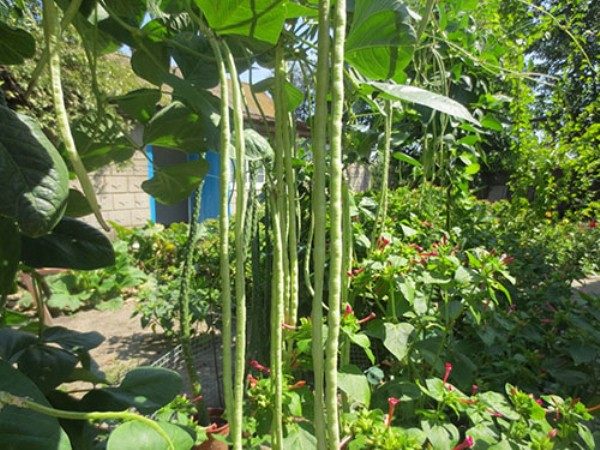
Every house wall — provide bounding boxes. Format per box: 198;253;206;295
74;150;151;231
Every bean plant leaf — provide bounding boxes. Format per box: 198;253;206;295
82;367;183;414
0;107;69;237
110;89;161;124
131;41;171;86
367;320;414;361
368;82;480;125
17;345;79;393
245;128;274;161
252;77;304;111
20;217;116;270
170;32;220;88
196;0;288;44
64;189;93;218
42;326;104;352
144;101;217;153
0;21;35;64
142;159;209;205
107;421;193;450
0;360;72;450
282;425;317;450
0;218;20;295
338;365;371;406
346;0;416;82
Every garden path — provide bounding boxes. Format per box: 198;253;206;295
53;299;170;382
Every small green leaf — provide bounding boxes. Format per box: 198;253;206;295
481;114;503;131
338;365;371;406
367;320;414;361
393;152;422;167
64;189;93;218
142;159;209;205
0;21;35;64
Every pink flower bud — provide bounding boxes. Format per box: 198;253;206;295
385;397;400;427
471;384;479;395
443;362;453;384
453;436;475;450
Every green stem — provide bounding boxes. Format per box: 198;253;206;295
324;0;346;447
372;101;393;248
0;391;174;450
26;0;83;98
312;1;331;447
223;40;247;450
177;184;209;425
42;0;109;231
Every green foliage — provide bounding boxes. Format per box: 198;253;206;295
114;221;222;338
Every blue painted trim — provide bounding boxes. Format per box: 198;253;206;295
147;145;157;223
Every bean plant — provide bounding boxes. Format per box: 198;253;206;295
0;1;597;449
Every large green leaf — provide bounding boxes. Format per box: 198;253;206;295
0;360;72;450
17;345;78;393
20;217;115;270
144;101;218;153
346;0;416;82
0;107;69;237
0;217;20;295
42;326;104;352
195;0;288;44
82;367;183;414
0;328;37;362
142;159;209;205
107;421;193;450
131;41;171;86
338;365;371;406
369;82;480;125
170;32;220;88
0;21;35;64
110;89;161;124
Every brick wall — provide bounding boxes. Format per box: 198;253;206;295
73;151;151;231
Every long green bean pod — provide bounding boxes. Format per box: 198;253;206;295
324;0;347;447
372;100;393;246
190;7;235;425
42;0;109;231
311;1;331;446
270;40;289;449
223;41;247;450
268;189;285;449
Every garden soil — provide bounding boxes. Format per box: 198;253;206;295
52;299;170;382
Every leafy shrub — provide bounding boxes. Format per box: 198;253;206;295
114;221;222;337
19;241;148;313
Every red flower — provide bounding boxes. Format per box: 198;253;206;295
377;235;391;250
453;436;475;450
471;384;479;395
548;428;558;439
246;374;258;388
409;243;424;252
443;362;453;385
288;380;306;390
249;359;271;375
347;267;364;278
500;254;515;265
385;397;400;427
358;312;377;325
589;219;597;229
343;304;354;319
